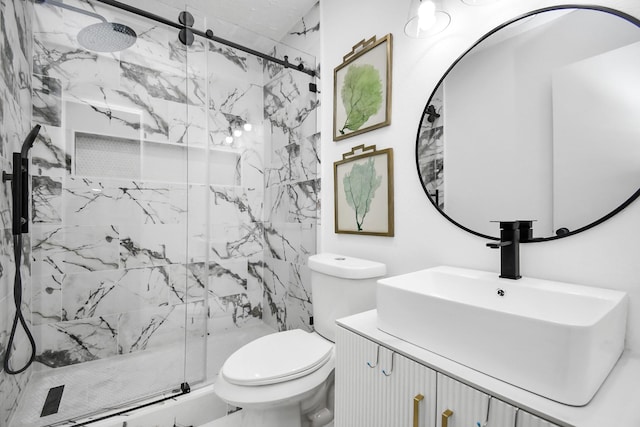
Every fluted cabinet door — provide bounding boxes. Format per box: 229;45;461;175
436;373;491;427
335;327;437;427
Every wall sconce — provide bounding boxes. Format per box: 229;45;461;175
404;0;451;38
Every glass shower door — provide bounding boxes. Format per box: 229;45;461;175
17;0;206;424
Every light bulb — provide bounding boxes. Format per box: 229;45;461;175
225;136;234;144
243;123;253;132
233;129;243;137
418;0;437;30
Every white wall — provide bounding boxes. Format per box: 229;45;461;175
320;0;640;353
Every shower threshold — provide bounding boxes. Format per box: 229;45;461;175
10;322;275;427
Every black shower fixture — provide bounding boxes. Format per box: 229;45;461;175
2;125;42;235
2;125;41;375
37;0;137;52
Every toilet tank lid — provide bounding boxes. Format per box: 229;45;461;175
308;253;386;279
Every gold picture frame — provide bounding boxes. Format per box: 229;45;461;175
333;34;393;141
334;144;394;236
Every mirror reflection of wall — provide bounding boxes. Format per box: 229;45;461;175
418;8;640;240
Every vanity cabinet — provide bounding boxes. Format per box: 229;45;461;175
335;326;437;427
335;326;562;427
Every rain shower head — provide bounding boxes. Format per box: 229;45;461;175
39;0;137;52
77;21;137;52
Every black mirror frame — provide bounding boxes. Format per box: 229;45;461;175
416;4;640;243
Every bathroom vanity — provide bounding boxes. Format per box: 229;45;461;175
335;310;640;427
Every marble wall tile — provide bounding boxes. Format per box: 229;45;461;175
32;74;62;127
32;175;63;224
62;177;187;226
31;124;70;177
62;266;170;320
210;223;264;262
34;315;119;369
118;301;206;354
262;257;289;332
0;158;11;229
264;70;319;142
288;179;321;223
32;225;120;275
31;271;62;325
169;262;206;305
120;61;206;107
285;262;312;331
119;224;186;268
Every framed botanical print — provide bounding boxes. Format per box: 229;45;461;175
334;144;394;236
333;34;393;141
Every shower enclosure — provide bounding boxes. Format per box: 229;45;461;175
0;0;319;425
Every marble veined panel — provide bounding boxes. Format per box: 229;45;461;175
120;60;206;107
0;78;29;158
34;315;119;369
209;223;264;262
262;257;289;332
31;124;71;177
0;0;32;114
169;262;206;305
0;229;12;302
119;223;187;269
31;225;120;275
285;262;312;332
241;146;265;191
0;158;11;229
209;186;254;225
208;41;263;86
32;28;120;91
288;179;320;223
63;83;170;143
32;74;62;127
62;177;188;226
118;301;206;354
31;270;63;326
168;102;206;146
263;223;299;263
62;266;170;320
209;258;248;295
32;175;63;224
208;81;263;147
264;70;318;143
208;291;263;333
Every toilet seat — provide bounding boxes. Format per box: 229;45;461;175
222;329;333;386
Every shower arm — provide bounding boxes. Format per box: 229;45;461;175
38;0;107;23
90;0;316;77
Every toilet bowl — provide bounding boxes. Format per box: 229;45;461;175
215;330;335;427
214;253;386;427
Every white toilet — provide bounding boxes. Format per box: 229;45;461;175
214;253;386;427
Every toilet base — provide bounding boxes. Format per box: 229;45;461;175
240;404;301;427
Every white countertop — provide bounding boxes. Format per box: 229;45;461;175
336;310;640;427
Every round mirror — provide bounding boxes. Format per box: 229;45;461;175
416;6;640;241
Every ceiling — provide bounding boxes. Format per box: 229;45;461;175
186;0;318;41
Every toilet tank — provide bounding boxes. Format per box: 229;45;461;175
308;253;386;342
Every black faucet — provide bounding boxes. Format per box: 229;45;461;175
486;220;534;280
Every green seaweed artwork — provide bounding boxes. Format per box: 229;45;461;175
343;158;382;231
339;64;383;135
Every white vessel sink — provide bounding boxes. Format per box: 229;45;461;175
376;266;628;406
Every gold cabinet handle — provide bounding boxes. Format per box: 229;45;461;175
413;394;424;427
442;409;453;427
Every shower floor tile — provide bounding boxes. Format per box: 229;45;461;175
10;323;276;427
